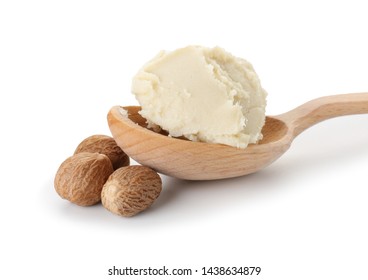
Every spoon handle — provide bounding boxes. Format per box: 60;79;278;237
278;92;368;137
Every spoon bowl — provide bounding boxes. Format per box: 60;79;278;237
108;93;368;180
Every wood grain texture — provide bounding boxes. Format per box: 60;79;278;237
107;93;368;180
278;92;368;137
107;108;291;180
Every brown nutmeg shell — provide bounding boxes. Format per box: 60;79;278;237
54;152;114;206
101;166;162;217
74;134;130;170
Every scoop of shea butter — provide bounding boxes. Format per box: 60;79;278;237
131;46;267;149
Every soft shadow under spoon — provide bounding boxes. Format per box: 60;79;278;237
107;93;368;180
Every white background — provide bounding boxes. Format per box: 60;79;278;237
1;1;367;279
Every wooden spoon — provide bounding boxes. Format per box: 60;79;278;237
107;93;368;180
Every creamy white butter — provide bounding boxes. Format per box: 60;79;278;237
131;46;267;149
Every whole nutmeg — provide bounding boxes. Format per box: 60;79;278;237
101;166;162;217
54;152;114;206
74;134;129;170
